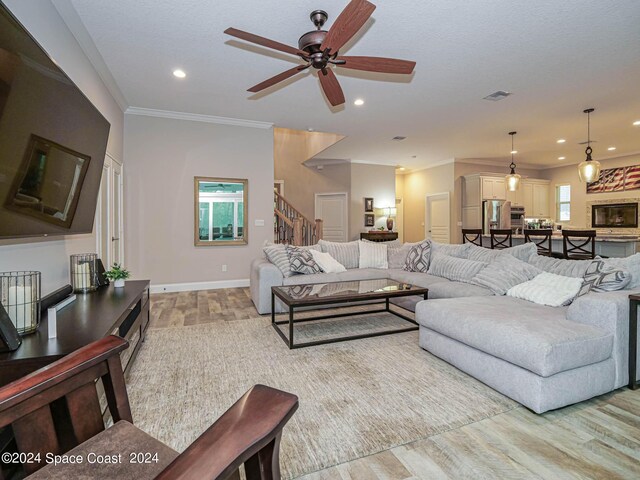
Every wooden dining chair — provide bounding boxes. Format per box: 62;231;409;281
524;229;553;256
0;336;298;480
562;230;596;259
462;229;483;247
490;229;512;249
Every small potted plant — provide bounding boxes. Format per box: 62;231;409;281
104;263;130;288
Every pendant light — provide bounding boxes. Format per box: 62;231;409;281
578;108;601;183
505;131;521;191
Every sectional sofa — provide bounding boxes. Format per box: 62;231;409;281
250;239;640;413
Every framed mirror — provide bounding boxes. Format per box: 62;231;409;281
194;177;248;246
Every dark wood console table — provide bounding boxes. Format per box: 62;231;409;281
0;280;150;387
360;232;398;242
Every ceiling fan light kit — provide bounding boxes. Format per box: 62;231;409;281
578;108;601;183
224;0;416;107
505;131;521;192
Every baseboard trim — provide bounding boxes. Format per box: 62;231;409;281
150;279;250;294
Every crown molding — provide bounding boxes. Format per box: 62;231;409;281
454;157;541;170
402;158;455;174
52;0;129;111
125;106;274;129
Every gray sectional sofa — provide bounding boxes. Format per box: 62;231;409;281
250;240;640;413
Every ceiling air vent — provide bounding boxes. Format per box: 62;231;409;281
483;90;512;101
392;136;407;141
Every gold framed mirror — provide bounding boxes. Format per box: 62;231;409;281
194;177;248;246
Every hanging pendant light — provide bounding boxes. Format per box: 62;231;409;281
505;131;521;191
578;108;601;183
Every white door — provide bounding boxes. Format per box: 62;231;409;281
395;198;404;243
96;160;111;265
426;192;450;243
315;193;348;242
111;160;123;264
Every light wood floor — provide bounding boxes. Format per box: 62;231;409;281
151;289;640;480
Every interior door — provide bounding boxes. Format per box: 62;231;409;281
111;160;123;265
395;198;404;242
426;192;451;243
96;159;111;265
315;193;347;242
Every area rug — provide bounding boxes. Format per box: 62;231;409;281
126;315;518;479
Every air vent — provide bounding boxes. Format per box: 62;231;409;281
483;90;512;101
392;136;407;141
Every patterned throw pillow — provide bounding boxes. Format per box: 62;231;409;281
403;240;432;272
263;244;293;277
582;259;631;293
286;245;322;275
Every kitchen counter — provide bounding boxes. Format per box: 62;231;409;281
480;233;639;257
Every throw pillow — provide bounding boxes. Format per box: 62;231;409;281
318;240;360;269
430;241;470;259
527;253;594;278
309;249;347;273
471;254;542;295
358;240;388;269
403;241;432;272
263;244;293;277
286;245;322;275
598;253;640;289
467;242;537;263
582;259;631;293
506;272;584;307
427;253;488;284
388;242;419;269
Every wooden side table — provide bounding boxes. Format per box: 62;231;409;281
629;294;639;389
360;232;398;242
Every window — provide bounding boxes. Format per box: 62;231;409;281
556;184;571;221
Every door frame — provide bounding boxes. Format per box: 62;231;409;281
425;192;451;243
314;192;349;242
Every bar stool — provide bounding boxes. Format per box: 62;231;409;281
524;229;553;256
490;229;513;249
462;229;483;247
562;230;596;259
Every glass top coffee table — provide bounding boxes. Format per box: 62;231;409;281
271;279;428;349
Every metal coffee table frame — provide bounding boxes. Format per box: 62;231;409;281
271;282;428;349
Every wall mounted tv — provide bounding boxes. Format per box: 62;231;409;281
0;3;110;239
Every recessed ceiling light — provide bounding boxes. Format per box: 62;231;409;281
608;146;616;151
634;120;640;126
558;156;566;160
510;150;518;154
173;69;186;78
354;98;364;106
556;139;566;144
307;127;314;132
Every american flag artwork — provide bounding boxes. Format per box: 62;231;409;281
587;165;640;193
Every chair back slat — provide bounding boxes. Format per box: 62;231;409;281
524;229;552;256
65;382;106;445
462;229;483;246
562;230;596;259
490;229;512;249
12;405;61;475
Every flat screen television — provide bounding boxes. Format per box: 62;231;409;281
0;2;110;239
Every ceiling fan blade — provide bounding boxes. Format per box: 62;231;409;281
318;68;345;106
336;56;416;74
247;65;310;93
321;0;376;54
224;27;307;57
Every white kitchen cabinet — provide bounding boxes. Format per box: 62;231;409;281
532;183;550;217
481;177;506;200
522;182;534;215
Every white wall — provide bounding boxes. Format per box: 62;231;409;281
0;0;124;295
349;163;396;240
123;114;273;286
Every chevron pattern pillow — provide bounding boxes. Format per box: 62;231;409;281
403;240;432;273
286;245;322;275
582;259;631;293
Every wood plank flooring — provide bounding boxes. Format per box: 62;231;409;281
150;289;640;480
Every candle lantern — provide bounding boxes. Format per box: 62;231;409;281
0;271;41;335
70;253;98;293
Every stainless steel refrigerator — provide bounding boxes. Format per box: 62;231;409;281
482;200;510;234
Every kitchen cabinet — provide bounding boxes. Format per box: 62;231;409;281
532;183;550;217
481;177;506;200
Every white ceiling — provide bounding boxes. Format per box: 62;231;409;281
62;0;640;169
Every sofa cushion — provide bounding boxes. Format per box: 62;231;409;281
310;249;347;273
507;272;584;307
358;240;388;269
426;281;494;299
599;253;640;288
388;270;451;289
403;240;431;272
416;295;613;377
282;272;341;285
319;240;360;269
336;268;390;282
583;258;631;292
527;253;593;278
430;241;470;258
286;245;322;275
427;254;487;283
472;254;542;295
263;244;294;277
27;421;178;479
467;242;536;263
388;242;419;269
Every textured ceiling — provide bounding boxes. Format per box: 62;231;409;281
64;0;640;169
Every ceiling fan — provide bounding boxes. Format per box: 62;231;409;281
224;0;416;107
